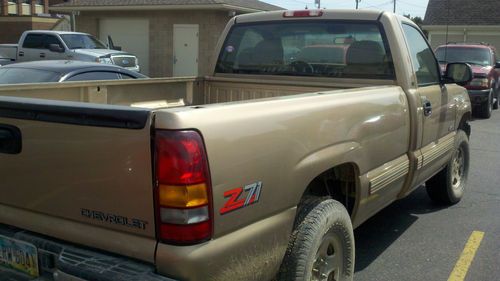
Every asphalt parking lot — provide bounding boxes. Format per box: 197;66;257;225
354;111;500;281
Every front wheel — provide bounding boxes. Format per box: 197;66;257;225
493;90;499;110
426;130;470;205
278;198;354;281
478;90;493;118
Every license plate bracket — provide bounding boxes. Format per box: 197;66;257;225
0;234;39;277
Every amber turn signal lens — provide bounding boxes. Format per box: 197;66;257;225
159;183;209;208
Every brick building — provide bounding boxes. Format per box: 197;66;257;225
0;0;64;43
51;0;282;77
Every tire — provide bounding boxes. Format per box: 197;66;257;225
426;130;470;205
478;90;492;118
493;90;499;110
278;198;354;281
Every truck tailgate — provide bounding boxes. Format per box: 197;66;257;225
0;44;17;61
0;97;157;260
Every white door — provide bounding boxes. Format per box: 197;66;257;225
99;18;150;75
173;24;199;77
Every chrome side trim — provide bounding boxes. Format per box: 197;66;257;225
417;154;424;170
421;133;455;168
369;155;409;194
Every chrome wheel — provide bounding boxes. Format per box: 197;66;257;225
451;146;465;189
312;233;343;281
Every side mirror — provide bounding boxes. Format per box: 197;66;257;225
495;61;500;68
106;35;122;51
443;63;473;85
49;44;64;53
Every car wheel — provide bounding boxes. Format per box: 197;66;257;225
278;198;354;281
426;130;469;205
478;90;492;118
493;90;499;110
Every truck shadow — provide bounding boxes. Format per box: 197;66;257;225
354;187;447;272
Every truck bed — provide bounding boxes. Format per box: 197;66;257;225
0;44;17;65
0;76;394;107
0;76;399;278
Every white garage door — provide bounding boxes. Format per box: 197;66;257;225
467;35;500;53
429;34;465;49
99;18;150;75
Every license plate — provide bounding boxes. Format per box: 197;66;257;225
0;235;39;277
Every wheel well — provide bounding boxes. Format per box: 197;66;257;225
458;112;471;138
300;163;358;215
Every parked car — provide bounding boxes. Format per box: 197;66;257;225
0;60;147;84
435;43;500;118
0;10;472;281
0;30;140;72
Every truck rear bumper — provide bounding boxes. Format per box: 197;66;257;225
0;224;177;281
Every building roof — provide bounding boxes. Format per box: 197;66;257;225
51;0;283;12
424;0;500;26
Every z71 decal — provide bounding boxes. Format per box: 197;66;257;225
220;181;262;215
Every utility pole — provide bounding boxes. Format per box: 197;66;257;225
355;0;361;9
393;0;396;13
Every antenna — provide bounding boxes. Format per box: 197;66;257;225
393;0;396;13
444;0;450;63
355;0;361;9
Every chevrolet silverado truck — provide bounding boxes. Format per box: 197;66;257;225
0;10;473;281
0;30;140;72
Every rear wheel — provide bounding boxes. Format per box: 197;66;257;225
426;130;469;205
478;90;493;118
278;198;354;281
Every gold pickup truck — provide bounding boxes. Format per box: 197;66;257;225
0;10;473;281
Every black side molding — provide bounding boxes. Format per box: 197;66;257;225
0;124;22;154
0;96;150;130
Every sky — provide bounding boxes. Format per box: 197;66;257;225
262;0;430;18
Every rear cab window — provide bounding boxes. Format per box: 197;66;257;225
216;21;395;79
22;34;44;49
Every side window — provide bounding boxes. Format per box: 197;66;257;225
65;72;120;82
43;35;64;50
22;34;43;49
402;24;440;86
119;73;136;79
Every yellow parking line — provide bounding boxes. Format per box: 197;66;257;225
448;231;485;281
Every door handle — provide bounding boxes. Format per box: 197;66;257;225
18;51;24;57
40;53;46;58
173;56;177;64
0;124;22;154
423;99;432;117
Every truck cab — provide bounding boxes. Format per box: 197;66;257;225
2;31;140;72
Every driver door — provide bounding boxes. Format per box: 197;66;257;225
402;24;457;184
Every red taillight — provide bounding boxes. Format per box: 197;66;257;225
154;130;212;245
283;10;323;18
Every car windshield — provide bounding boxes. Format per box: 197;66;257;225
435;47;492;66
0;68;60;84
216;21;395;79
60;34;107;50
